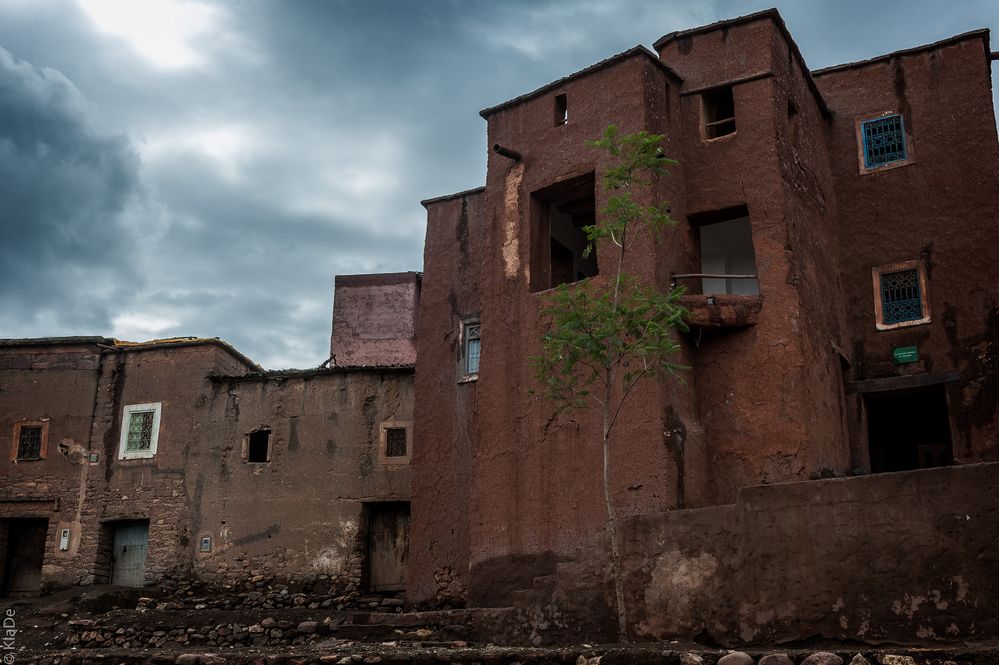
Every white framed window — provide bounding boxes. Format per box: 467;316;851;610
118;402;162;460
462;320;481;376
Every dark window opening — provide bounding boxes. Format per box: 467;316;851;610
385;428;407;458
867;384;953;473
16;427;42;460
554;93;568;126
880;268;922;325
702;86;736;139
787;99;800;151
690;205;759;295
861;114;907;168
530;173;597;292
247;429;270;463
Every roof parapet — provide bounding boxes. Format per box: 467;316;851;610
479;45;682;119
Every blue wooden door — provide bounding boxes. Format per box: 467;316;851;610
111;522;148;587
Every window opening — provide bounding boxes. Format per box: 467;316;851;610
702;86;736;139
16;426;42;460
872;260;929;330
530;173;597;292
118;403;162;459
787;99;800;152
554;93;568;126
125;411;155;453
861;114;906;168
880;268;922;325
464;322;481;375
385;428;408;458
692;206;759;295
247;429;270;463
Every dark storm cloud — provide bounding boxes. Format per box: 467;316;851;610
0;45;142;331
0;0;995;368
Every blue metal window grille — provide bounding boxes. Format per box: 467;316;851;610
862;115;907;168
880;268;923;325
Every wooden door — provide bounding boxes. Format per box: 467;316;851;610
367;503;410;592
3;519;48;596
111;521;148;587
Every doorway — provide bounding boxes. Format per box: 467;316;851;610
866;384;953;473
110;520;149;587
1;518;48;597
365;502;410;592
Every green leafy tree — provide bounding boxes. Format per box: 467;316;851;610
533;126;687;640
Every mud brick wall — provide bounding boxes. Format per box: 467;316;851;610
196;368;414;590
623;462;999;645
331;273;420;368
0;342;104;589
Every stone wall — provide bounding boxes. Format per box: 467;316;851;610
623;462;999;645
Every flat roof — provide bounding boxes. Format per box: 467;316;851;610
655;8;831;119
420;186;486;209
211;363;415;383
0;335;261;371
334;271;421;288
812;29;990;77
479;45;683;119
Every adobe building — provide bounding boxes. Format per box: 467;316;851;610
0;275;417;600
410;8;999;645
1;7;998;650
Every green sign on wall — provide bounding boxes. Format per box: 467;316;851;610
893;345;918;365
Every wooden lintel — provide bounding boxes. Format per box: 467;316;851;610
845;369;961;395
680;70;773;97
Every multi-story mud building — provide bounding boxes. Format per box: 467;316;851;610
2;8;997;647
411;8;999;643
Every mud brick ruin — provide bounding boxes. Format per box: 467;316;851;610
2;8;998;648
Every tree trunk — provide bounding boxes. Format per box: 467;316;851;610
603;409;628;641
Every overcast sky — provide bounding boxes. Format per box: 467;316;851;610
1;0;996;368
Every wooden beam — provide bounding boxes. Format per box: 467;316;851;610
845;370;960;395
680;70;773;97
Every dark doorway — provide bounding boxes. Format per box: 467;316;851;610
530;173;597;292
866;384;953;473
2;518;48;597
365;502;410;592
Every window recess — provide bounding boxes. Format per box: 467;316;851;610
117;403;162;460
530;173;598;292
677;205;759;295
872;260;930;330
701;86;736;139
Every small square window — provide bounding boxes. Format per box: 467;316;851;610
379;421;412;466
118;403;162;460
385;428;407;458
872;260;930;330
861;114;907;169
464;322;481;375
701;86;736;139
11;420;49;462
17;426;42;460
200;536;213;553
246;429;270;463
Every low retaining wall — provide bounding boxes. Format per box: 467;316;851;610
623;462;999;644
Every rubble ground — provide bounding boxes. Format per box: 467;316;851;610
4;587;999;664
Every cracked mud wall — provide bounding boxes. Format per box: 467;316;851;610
624;462;999;644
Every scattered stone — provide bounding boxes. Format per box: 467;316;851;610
680;654;704;665
760;655;794;665
174;655;199;665
849;656;871;665
576;656;602;665
297;620;319;634
261;617;277;629
802;653;844;665
718;652;754;665
879;657;916;665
